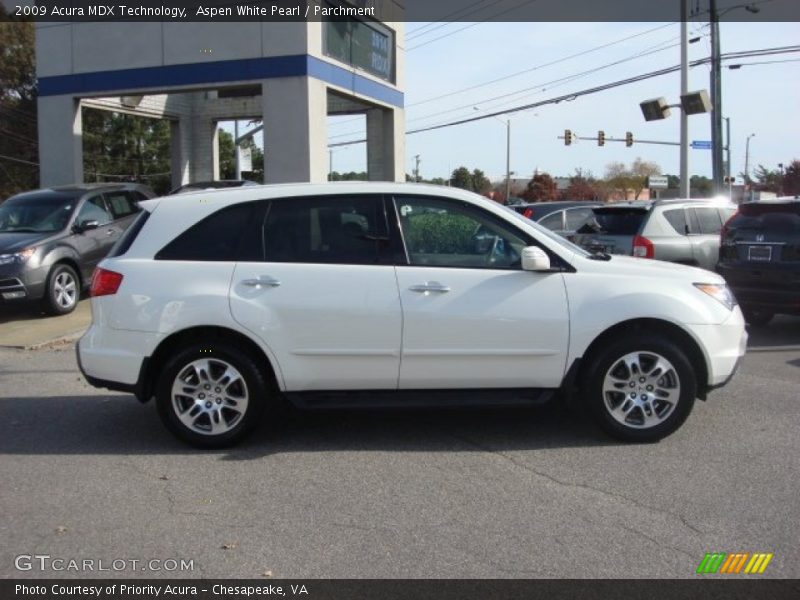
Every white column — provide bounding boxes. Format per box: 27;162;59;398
261;77;328;183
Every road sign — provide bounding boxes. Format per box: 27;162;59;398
691;140;712;149
647;175;668;189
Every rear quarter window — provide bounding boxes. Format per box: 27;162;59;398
155;202;259;261
581;209;647;235
662;208;687;235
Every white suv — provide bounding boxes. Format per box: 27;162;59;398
77;183;747;447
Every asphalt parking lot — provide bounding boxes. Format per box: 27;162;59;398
0;317;798;579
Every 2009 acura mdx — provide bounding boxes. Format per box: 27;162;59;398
0;183;153;314
77;183;747;447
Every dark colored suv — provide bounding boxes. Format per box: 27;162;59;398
0;183;154;315
717;198;800;326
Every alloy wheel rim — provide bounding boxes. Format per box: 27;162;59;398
54;272;77;308
602;351;680;429
171;358;249;436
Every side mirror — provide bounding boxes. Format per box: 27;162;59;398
521;246;551;272
74;219;99;233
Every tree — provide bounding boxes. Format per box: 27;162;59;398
562;169;599;201
82;108;172;194
751;164;782;193
0;9;38;198
219;131;264;183
471;169;491;194
450;166;474;191
603;159;661;200
522;172;558;201
782;160;800;196
688;175;712;197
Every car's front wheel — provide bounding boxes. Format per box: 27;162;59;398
156;343;268;448
43;263;80;315
583;334;697;442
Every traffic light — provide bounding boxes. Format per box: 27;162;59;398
625;131;633;147
724;176;736;184
564;129;573;146
598;130;605;146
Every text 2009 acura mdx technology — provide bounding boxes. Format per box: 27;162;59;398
77;183;747;447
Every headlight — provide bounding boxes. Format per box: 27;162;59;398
694;283;737;311
0;247;35;265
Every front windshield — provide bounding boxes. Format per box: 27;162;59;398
497;203;590;257
0;195;76;233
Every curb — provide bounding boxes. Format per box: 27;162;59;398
0;329;86;351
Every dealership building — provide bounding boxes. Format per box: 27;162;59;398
35;6;405;187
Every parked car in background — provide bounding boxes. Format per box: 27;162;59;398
168;180;258;195
512;200;599;223
573;199;736;271
717;198;800;326
0;183;154;315
77;183;745;448
535;203;602;239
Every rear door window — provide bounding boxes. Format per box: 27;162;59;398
262;195;385;265
103;191;140;220
693;207;723;234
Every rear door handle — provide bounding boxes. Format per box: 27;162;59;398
241;276;281;288
409;282;450;294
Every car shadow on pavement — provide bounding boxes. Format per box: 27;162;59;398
746;315;800;349
0;394;617;457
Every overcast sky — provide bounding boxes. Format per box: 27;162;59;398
326;21;799;182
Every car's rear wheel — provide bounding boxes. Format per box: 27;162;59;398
156;343;268;448
43;264;79;315
583;334;696;442
742;307;774;327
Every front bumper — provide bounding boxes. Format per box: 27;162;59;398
686;307;748;388
0;263;48;303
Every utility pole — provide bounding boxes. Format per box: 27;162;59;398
414;154;421;182
724;116;731;181
234;120;241;180
505;119;511;203
709;0;724;194
680;0;690;198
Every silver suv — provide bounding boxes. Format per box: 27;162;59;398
573;199;736;271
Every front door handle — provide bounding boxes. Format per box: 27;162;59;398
241;276;281;288
409;281;450;294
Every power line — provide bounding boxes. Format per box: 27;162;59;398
329;45;800;147
406;0;508;42
408;0;542;51
407;22;679;107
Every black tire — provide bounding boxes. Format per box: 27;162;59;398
43;263;80;315
582;333;697;443
742;307;774;327
156;342;268;448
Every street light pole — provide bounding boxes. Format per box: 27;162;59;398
709;0;725;194
744;133;755;183
724;116;731;180
680;0;690;198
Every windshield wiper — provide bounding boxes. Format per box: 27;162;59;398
1;227;40;233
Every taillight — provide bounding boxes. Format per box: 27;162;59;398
90;268;123;297
632;235;655;258
523;208;534;219
720;210;738;242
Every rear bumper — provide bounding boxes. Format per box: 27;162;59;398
77;323;161;400
718;264;800;313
